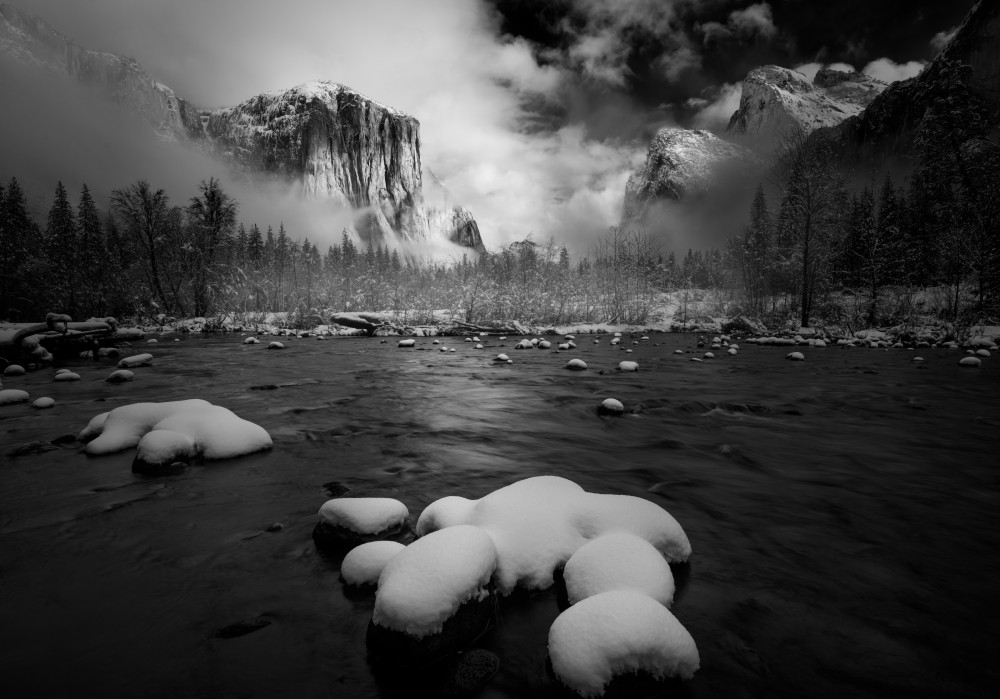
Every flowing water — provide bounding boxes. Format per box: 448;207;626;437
1;334;998;698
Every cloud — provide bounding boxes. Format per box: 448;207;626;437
728;3;777;40
698;2;777;45
689;83;742;133
13;0;645;253
930;27;958;53
567;29;631;86
862;58;925;83
827;62;858;74
793;62;823;82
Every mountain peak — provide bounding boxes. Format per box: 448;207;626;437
726;64;886;154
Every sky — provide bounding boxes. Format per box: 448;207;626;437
4;0;978;253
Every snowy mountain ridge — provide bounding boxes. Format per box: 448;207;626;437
726;65;887;154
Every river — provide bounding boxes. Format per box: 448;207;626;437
1;333;998;698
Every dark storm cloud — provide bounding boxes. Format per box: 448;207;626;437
487;0;978;128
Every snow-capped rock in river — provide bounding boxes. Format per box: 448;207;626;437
726;65;886;154
0;3;203;141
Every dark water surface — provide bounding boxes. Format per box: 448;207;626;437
1;334;998;698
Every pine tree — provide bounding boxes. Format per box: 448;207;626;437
45;181;78;313
737;184;772;314
77;183;106;316
187;178;238;316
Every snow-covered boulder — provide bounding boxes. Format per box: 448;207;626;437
267;341;284;350
549;590;699;697
565;359;588;371
959;357;982;367
0;389;29;405
515;340;533;350
703;352;714;359
106;369;134;383
398;339;416;348
32;397;55;409
315;497;409;547
134;429;197;474
494;353;510;362
786;352;805;361
341;541;406;587
368;525;497;664
243;336;260;345
78;400;272;467
598;398;625;416
975;349;991;358
54;371;80;381
617;361;638;372
3;364;25;376
563;533;675;606
118;353;153;368
538;340;552;349
416;476;690;595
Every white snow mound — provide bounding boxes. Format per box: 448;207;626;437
0;389;30;405
564;533;675;606
548;590;700;697
341;541;406;586
373;524;497;637
118;353;153;368
318;497;409;535
79;399;272;459
416;476;690;594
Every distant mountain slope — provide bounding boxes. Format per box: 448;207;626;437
0;2;203;141
809;0;1000;167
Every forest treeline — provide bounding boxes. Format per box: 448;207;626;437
1;60;996;330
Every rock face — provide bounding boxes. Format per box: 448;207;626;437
810;0;1000;166
208;82;425;246
621;128;759;226
726;65;886;154
0;3;203;141
206;81;484;249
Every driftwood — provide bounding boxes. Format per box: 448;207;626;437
448;319;531;334
0;320;119;360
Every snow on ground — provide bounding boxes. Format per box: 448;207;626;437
318;498;409;536
373;525;497;637
548;590;700;697
79;399;272;460
415;476;690;595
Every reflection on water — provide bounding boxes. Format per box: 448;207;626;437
1;334;998;698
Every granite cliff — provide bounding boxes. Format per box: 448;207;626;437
621;129;758;227
206;81;484;250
